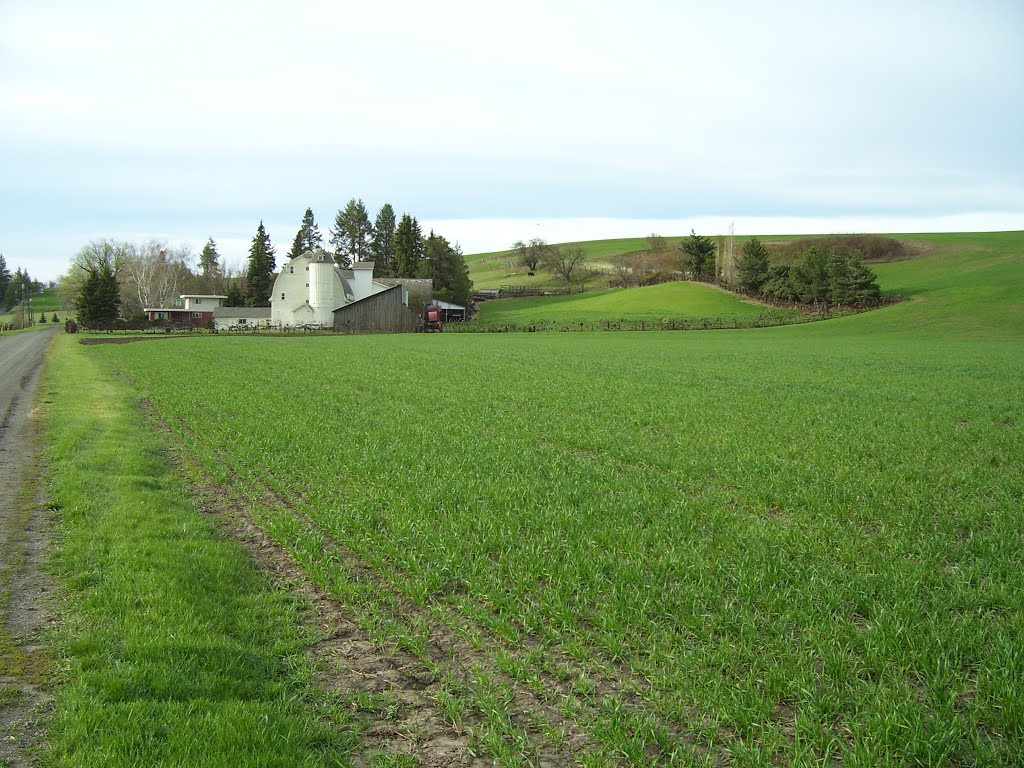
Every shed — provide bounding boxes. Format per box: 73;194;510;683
212;306;271;331
332;285;421;333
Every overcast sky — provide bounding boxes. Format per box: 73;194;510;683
2;0;1022;281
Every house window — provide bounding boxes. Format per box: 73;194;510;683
156;311;167;320
171;299;182;308
290;266;294;273
191;312;202;318
238;319;246;325
305;266;309;271
194;298;202;304
281;292;285;300
306;283;310;287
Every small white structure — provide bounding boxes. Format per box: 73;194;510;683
271;250;395;327
212;307;271;331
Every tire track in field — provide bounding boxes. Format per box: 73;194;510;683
140;397;733;765
215;457;723;766
141;402;583;766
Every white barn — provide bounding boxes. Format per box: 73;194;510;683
271;250;397;327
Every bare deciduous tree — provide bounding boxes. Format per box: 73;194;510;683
513;238;553;272
543;245;588;285
121;241;193;317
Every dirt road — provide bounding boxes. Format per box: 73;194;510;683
0;327;57;766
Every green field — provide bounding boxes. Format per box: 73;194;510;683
0;286;66;326
473;282;773;326
40;231;1024;765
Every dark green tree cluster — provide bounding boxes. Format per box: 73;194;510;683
75;249;121;326
679;229;717;280
737;241;881;305
424;231;473;307
2;264;41;313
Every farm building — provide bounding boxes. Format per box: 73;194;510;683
212;307;270;331
145;294;227;327
333;285;422;333
271;250;399;327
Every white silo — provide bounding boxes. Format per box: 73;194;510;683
308;250;338;325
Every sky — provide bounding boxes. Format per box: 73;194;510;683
2;0;1022;282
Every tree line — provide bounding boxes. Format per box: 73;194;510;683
0;254;47;315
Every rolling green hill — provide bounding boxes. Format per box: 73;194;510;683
474;280;775;325
1;286;66;326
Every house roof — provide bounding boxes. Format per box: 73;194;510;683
180;294;228;299
212;306;271;318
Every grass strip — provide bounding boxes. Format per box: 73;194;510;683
39;334;357;767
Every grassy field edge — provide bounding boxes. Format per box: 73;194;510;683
38;334;358;767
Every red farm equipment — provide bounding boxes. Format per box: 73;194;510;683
423;303;444;332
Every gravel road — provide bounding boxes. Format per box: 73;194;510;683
0;327;58;767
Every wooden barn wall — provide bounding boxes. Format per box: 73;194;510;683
333;287;421;333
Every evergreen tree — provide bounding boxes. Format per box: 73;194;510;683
849;256;881;303
825;252;857;305
394;214;425;277
736;237;771;292
791;247;830;303
679;229;716;279
199;238;220;279
0;254;10;308
76;254;120;326
330;198;374;268
288;208;323;260
371;203;397;276
245;221;276;307
225;279;245;307
762;264;798;302
39;312;47;324
3;267;30;312
52;313;58;324
424;232;473;307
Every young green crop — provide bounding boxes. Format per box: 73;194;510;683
77;231;1024;764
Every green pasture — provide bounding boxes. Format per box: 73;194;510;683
58;230;1023;765
473;281;774;325
0;286;66;326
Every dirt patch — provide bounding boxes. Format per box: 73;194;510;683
78;334;196;345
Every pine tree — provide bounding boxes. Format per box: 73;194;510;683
371;203;397;276
424;232;473;307
394;214;425;277
245;221;276;307
849;256;881;303
826;252;857;305
0;254;10;307
736;237;771;292
679;230;716;280
199;238;220;279
225;279;245;307
288;208;323;260
330;199;374;268
791;247;830;303
76;255;120;326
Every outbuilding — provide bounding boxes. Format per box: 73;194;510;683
212;307;271;331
